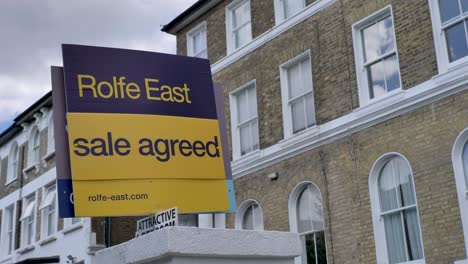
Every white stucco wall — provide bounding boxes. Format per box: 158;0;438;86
0;168;96;264
96;227;301;264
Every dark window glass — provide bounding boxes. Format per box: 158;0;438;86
445;22;468;62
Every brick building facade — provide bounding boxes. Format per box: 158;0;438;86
0;94;105;264
162;0;468;263
1;0;467;264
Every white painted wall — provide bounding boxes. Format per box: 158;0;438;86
0;167;96;264
96;227;302;264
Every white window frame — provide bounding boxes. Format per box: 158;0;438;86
28;126;40;166
352;5;402;107
235;199;264;230
274;0;305;24
288;181;328;264
64;217;82;230
452;128;468;262
229;80;260;159
40;183;57;239
6;142;19;184
47;113;55;154
369;153;425;264
187;21;208;58
279;50;316;138
428;0;468;73
20;194;36;248
1;204;16;256
226;0;252;53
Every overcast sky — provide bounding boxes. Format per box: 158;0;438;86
0;0;197;133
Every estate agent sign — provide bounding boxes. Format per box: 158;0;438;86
53;44;235;217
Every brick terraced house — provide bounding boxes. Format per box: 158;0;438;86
161;0;468;263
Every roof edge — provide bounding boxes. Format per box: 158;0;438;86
0;91;52;146
162;0;222;35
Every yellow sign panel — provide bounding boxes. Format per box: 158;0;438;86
67;113;225;181
73;179;230;216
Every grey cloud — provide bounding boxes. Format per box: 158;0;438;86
0;0;196;122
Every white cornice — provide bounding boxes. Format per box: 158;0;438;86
231;64;468;179
211;0;337;74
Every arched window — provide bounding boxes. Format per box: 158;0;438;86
29;126;40;165
289;182;327;264
235;200;263;230
452;128;468;260
7;143;19;183
370;154;424;264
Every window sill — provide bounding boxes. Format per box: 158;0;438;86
17;244;35;254
38;235;57;246
62;223;83;234
22;163;39;176
5;177;17;186
279;126;320;149
232;149;262;165
42;151;55;165
354;89;405;117
442;56;468;75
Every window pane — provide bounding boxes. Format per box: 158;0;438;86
27;220;33;244
233;1;250;28
384;213;407;264
305;234;317;264
367;60;386;99
310;192;324;232
247;86;257;119
297;185;324;233
463;141;468;189
362;22;380;62
445;21;468;62
403;208;424;261
178;214;198;227
193;32;201;54
288;63;302;98
291;98;306;133
379;16;396;55
234;24;252;49
315;231;328;264
379;160;399;212
237;90;248;123
251;121;259;151
48;212;56;236
305;93;315;127
200;29;206;53
242;205;255;230
394;157;416;207
240;124;251;155
463;0;468;13
297;187;313;233
383;55;401;92
285;0;303;19
300;59;313;93
439;0;461;24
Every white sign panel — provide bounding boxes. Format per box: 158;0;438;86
135;207;178;237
